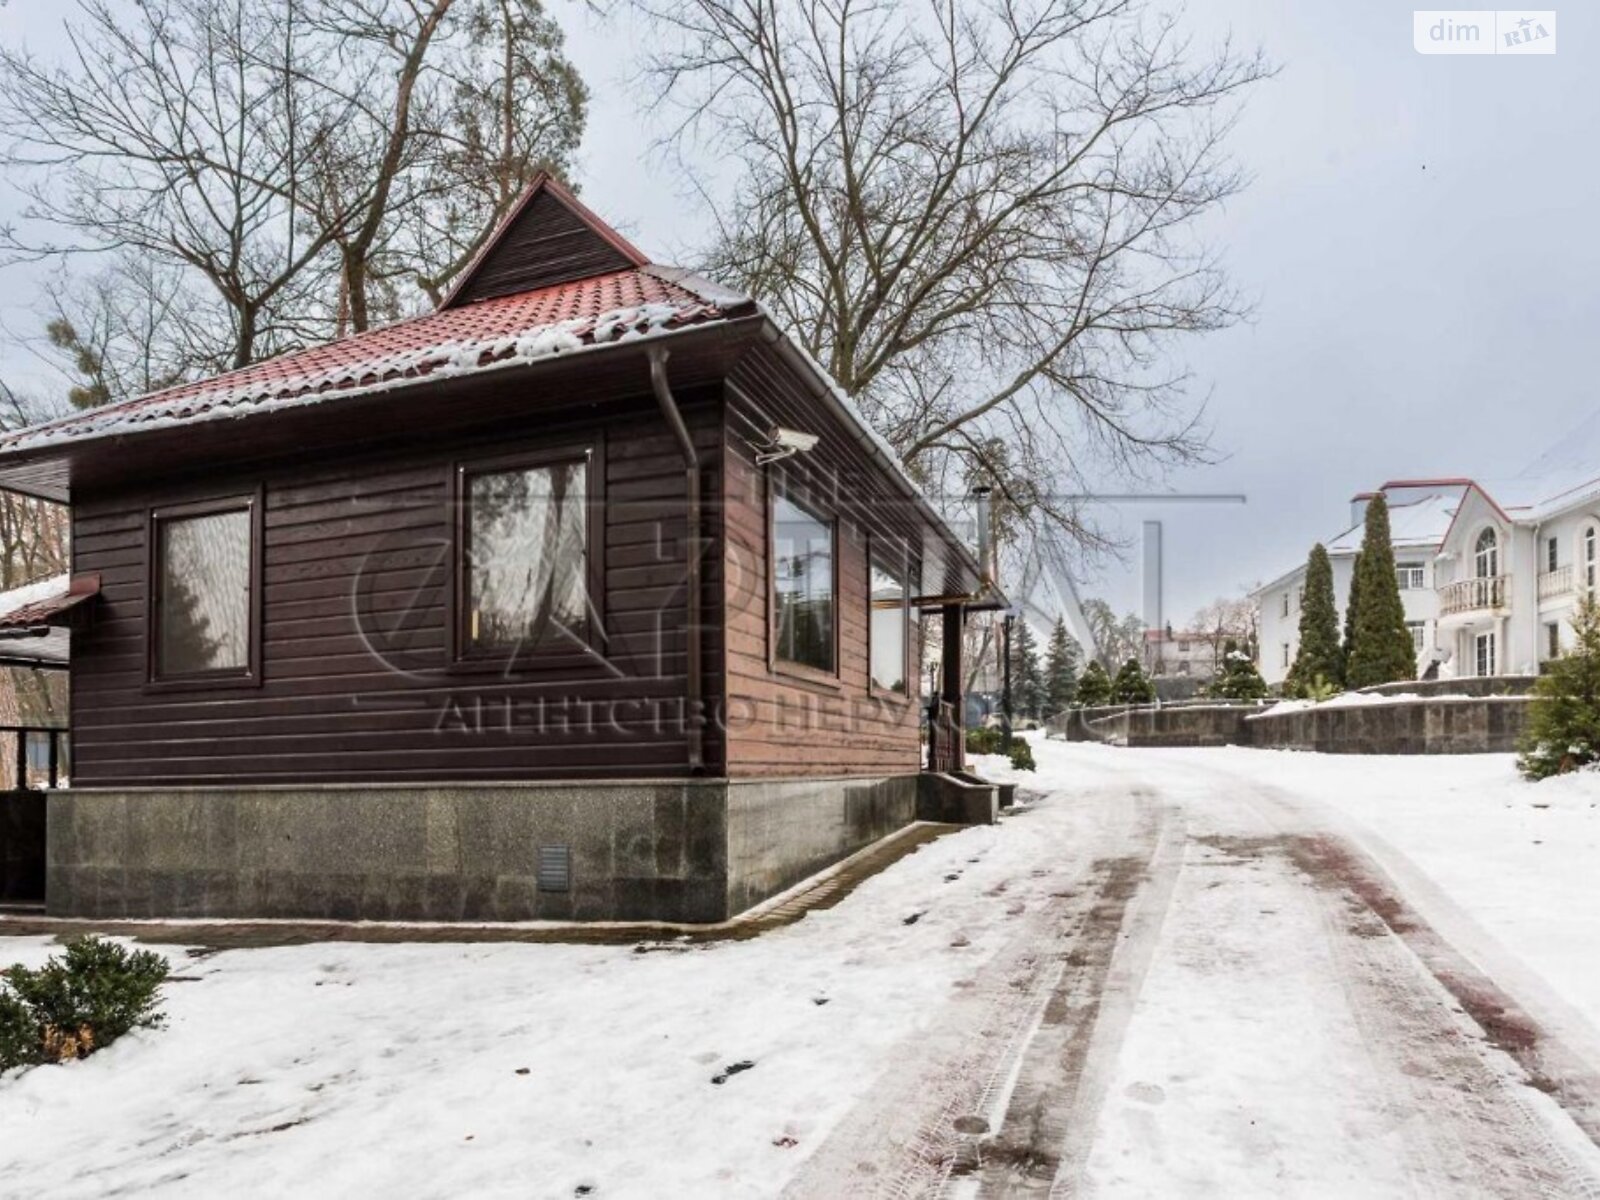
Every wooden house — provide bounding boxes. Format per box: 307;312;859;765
0;176;1002;923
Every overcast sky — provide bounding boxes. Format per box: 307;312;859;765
1;1;1595;625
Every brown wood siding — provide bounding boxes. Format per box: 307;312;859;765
452;190;637;304
720;344;925;778
69;389;724;786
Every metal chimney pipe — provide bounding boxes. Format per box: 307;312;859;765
972;485;994;590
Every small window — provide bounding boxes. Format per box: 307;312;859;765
1547;621;1561;659
1586;527;1597;591
462;457;588;654
1280;593;1290;618
773;490;835;673
153;502;254;679
869;552;909;695
1407;620;1426;656
1281;642;1291;668
1547;537;1560;573
1176;660;1191;676
1177;640;1190;654
1396;563;1425;590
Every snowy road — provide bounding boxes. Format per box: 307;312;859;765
792;743;1600;1198
4;740;1600;1197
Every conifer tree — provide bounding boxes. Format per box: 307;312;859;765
1286;543;1343;696
1342;549;1363;666
1007;618;1047;719
1075;659;1112;707
1043;618;1080;715
1210;639;1269;700
1345;495;1417;687
1111;657;1156;704
1520;597;1600;779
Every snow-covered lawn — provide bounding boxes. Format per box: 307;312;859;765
4;736;1599;1197
0;801;1080;1198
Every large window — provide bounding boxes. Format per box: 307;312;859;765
1474;527;1499;578
772;490;835;673
153;502;254;680
461;458;589;654
869;552;909;695
1396;563;1425;590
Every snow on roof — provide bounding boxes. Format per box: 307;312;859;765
0;573;69;625
0;267;747;456
1324;490;1462;554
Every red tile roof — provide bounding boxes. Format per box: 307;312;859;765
0;266;751;454
0;572;99;630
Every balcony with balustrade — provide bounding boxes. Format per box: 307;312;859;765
1538;564;1574;602
1439;574;1508;617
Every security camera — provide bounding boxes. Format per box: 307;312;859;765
770;427;819;453
756;426;820;465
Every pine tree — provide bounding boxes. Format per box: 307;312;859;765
1075;659;1112;707
1286;543;1343;697
1345;495;1417;687
1111;657;1155;704
1520;597;1600;779
1043;618;1080;714
1342;549;1363;666
1210;639;1269;700
1007;618;1047;719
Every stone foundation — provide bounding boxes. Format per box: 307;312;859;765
46;775;919;924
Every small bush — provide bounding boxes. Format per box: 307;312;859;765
1;937;169;1072
1007;738;1036;772
1520;596;1600;779
966;726;1005;755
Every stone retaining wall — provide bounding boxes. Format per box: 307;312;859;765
1245;697;1529;755
1052;696;1530;755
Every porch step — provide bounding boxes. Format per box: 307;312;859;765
917;772;999;825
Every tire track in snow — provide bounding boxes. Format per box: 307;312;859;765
780;790;1169;1199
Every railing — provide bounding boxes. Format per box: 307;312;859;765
1539;565;1575;601
0;726;69;791
1440;575;1508;616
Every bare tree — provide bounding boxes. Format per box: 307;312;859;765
0;0;350;369
1080;596;1144;670
0;0;587;394
287;0;588;331
638;0;1268;539
0;382;70;590
1190;593;1258;670
44;256;231;408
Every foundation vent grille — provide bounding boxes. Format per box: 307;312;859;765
537;844;572;893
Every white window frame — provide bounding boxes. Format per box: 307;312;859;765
1546;621;1561;660
1585;526;1597;592
1406;620;1426;656
1474;527;1499;579
1474;631;1496;677
1396;563;1425;590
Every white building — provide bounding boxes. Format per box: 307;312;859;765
1253;485;1463;686
1142;627;1222;682
1432;469;1600;677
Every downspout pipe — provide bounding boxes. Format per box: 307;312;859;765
648;347;706;774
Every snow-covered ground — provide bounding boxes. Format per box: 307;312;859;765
4;737;1600;1197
